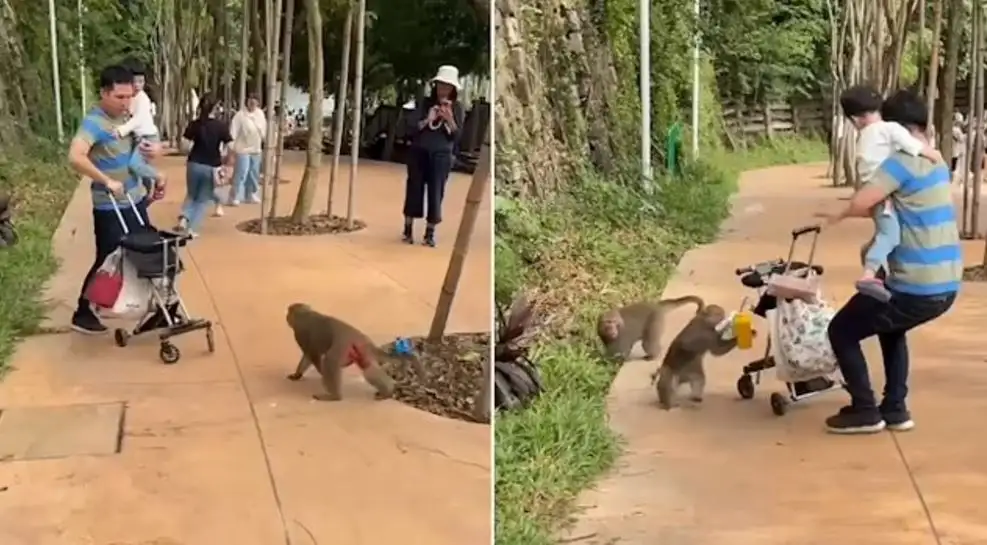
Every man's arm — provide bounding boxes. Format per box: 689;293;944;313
830;159;902;223
67;124;122;193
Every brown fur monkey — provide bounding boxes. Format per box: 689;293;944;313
285;303;418;401
653;304;744;409
597;296;705;362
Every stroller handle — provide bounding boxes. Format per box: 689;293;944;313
791;224;822;238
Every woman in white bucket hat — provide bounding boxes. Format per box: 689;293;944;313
402;64;466;247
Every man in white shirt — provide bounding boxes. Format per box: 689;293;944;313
227;94;266;205
115;68;165;202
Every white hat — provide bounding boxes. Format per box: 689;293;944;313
430;65;461;90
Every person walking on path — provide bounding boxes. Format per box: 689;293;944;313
66;64;164;335
402;65;465;247
176;94;234;235
228;94;266;206
815;89;960;435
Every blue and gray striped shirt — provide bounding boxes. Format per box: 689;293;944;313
871;153;962;296
74;107;146;210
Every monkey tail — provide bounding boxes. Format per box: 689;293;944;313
657;295;705;313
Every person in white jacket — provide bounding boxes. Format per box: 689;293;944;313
228;95;267;205
115;68;166;202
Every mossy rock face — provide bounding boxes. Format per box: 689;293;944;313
236;214;366;236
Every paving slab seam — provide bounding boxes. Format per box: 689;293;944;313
184;246;293;545
892;434;944;545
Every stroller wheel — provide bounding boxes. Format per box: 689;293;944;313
736;374;756;400
114;328;130;348
159;342;181;364
770;392;788;416
206;327;216;353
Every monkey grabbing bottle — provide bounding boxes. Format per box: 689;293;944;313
733;310;754;349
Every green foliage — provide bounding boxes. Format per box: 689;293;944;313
702;0;829;100
493;137;828;545
287;0;488;102
0;142;78;373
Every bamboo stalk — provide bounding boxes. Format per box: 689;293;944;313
327;3;353;217
259;0;284;234
269;0;295;220
345;0;366;230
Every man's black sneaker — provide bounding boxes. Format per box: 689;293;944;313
71;310;107;335
825;405;886;434
880;407;915;432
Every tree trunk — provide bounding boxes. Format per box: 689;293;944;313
925;0;944;138
290;0;325;222
918;0;927;88
327;3;353;217
238;0;250;107
251;0;266;101
428;129;491;341
938;0;963;162
259;0;284;234
971;0;985;239
270;0;296;220
345;0;367;229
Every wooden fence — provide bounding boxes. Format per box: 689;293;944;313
722;100;829;141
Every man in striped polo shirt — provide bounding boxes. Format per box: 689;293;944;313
67;64;164;334
819;89;959;434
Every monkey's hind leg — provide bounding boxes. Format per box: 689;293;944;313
313;349;344;402
655;365;679;410
360;356;396;400
641;313;663;362
686;368;706;404
286;356;313;381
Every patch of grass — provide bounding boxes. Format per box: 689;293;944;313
493;136;827;545
0;141;77;375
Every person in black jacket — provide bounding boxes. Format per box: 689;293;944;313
402;65;466;247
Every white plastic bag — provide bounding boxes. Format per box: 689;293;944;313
773;295;838;382
108;255;152;318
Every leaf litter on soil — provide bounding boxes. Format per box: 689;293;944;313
237;214;367;236
381;332;489;423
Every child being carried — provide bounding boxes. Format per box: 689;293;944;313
115;68;166;202
836;85;944;302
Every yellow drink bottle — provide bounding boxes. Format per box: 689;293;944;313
733;311;754;350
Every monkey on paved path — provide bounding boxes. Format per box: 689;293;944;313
653;304;746;410
597;296;705;362
285;303;420;401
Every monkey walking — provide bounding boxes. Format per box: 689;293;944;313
285;303;422;402
597;296;705;362
653;304;747;410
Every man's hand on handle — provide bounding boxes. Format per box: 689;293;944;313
103;179;125;196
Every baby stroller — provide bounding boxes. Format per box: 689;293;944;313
732;225;844;416
108;194;215;364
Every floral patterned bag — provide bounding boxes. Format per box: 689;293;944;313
773;295;838;382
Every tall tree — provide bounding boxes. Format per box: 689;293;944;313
327;3;353;218
346;0;367;229
291;0;325;222
270;0;297;218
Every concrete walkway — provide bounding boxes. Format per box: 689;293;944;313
563;163;987;545
0;154;492;545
